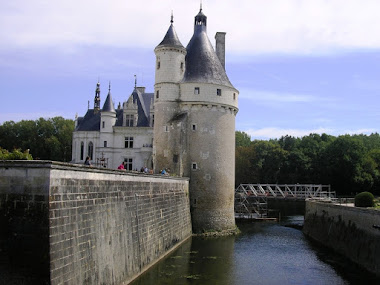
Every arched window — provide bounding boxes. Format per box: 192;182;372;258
80;142;84;160
88;142;94;159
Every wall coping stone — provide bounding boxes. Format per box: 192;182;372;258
0;160;189;182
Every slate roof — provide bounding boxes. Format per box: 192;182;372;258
75;88;153;131
75;110;101;131
102;91;116;113
182;9;234;88
156;23;185;50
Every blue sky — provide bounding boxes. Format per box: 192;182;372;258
1;0;380;140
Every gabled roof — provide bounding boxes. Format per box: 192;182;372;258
129;89;154;127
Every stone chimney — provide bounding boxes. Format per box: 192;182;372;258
215;32;226;70
136;87;146;94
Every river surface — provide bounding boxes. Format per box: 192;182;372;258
131;216;380;285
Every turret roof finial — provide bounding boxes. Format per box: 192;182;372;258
171;10;173;24
134;74;137;89
108;81;111;93
200;0;202;11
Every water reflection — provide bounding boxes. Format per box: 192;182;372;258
131;217;380;285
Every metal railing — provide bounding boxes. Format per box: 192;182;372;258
236;184;334;200
235;184;335;218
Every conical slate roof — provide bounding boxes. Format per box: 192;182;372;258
182;10;233;88
102;91;116;112
156;19;185;49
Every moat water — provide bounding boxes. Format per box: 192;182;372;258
131;215;380;285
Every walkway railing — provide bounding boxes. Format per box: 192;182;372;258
236;184;334;199
235;184;334;219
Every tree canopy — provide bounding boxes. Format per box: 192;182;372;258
0;117;74;162
235;132;380;196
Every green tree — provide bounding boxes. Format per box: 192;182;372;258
0;117;74;161
235;131;251;147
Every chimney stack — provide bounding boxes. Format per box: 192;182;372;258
215;32;226;70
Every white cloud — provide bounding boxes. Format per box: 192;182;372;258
1;0;380;54
244;127;378;140
245;127;334;139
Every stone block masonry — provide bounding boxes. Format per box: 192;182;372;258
303;200;380;277
0;161;191;284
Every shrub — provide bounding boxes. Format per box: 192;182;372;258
354;191;375;207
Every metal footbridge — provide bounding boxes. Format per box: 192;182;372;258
235;184;335;219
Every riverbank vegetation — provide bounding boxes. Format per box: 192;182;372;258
236;131;380;196
0;117;74;162
1;118;379;197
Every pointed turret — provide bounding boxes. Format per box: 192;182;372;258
156;13;185;50
183;8;233;87
154;13;187;85
102;82;116;113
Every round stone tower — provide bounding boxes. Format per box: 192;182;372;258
154;8;239;234
153;15;187;176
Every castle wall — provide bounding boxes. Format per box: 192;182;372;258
185;103;237;232
0;161;191;285
303;200;380;277
180;83;238;108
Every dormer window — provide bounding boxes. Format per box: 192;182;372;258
126;115;134;127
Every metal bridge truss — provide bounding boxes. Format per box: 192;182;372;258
234;184;335;218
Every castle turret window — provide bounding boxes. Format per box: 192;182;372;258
102;121;105;128
80;142;84;160
88;142;93;160
194;87;200;95
217;89;222;96
192;162;197;170
125;137;134;148
156;90;159;99
104;141;107;147
124;158;133;170
233;93;236;100
157;61;160;69
192;124;197;131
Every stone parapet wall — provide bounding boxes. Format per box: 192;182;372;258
0;161;191;285
303;200;380;277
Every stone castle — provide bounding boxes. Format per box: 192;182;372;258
72;7;239;233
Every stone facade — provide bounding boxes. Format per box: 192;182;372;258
0;161;191;284
72;6;239;234
153;8;239;233
72;84;154;170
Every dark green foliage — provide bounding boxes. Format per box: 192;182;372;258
354;191;375;207
235;132;380;196
0;117;74;162
236;131;251;147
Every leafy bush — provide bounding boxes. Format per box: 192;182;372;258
354;191;375;207
0;147;33;160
